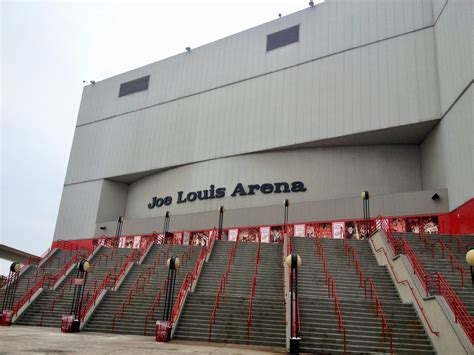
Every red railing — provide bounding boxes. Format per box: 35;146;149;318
417;233;468;287
434;272;474;343
317;238;346;354
169;273;190;328
142;277;168;335
368;278;393;354
281;235;287;324
12;251;84;315
328;277;347;355
368;236;440;337
79;272;112;321
209;237;239;342
247;237;261;342
398;238;431;296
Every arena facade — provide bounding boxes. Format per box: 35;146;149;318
53;0;473;243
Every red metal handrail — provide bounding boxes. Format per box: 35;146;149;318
247;237;261;342
79;272;112;321
416;233;469;287
209;237;239;342
368;278;393;354
396;236;431;296
12;251;84;315
434;272;474;343
169;274;190;328
327;276;347;354
368;236;440;337
142;277;169;335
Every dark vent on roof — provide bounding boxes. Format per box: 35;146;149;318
266;25;300;52
119;75;150;97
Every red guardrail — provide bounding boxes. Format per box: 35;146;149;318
368;237;440;337
169;274;190;328
12;251;84;315
434;272;474;343
398;238;431;297
327;277;347;355
416;233;468;287
247;238;261;343
142;277;168;335
209;237;239;342
368;278;393;354
316;239;346;354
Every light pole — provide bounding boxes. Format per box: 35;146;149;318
218;206;224;240
361;191;370;238
286;253;302;354
284;199;289;235
62;259;91;332
466;248;474;287
116;216;124;237
157;256;181;342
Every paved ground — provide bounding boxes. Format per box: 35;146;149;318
0;326;286;354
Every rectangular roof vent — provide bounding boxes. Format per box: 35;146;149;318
119;75;150;97
266;25;299;52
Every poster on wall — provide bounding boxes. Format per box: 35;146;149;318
173;232;183;245
390;218;406;233
305;225;316;238
316;223;332;238
182;231;190;245
294;224;305;237
191;231;208;246
228;229;239;242
239;228;258;242
332;222;345;239
271;226;283;242
118;237;126;248
133;236;142;248
422;216;439;233
260;227;271;243
345;222;357;240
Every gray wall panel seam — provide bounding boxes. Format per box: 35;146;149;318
75;25;435;129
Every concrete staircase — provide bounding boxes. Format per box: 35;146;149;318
174;241;285;348
394;233;474;317
292;237;434;354
1;249;80;312
83;244;200;336
15;247;132;327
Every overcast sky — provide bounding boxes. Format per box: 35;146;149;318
1;0;322;274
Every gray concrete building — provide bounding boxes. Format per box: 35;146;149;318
54;0;472;241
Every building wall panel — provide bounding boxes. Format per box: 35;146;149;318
123;145;422;220
433;0;472;114
53;181;103;240
421;87;473;210
65;29;440;184
76;0;434;127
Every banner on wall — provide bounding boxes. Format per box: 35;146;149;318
239;228;258;242
260;227;271;243
183;231;190;245
133;236;142;248
294;224;305;237
118;237;126;248
332;222;345;239
228;229;239;242
173;232;183;245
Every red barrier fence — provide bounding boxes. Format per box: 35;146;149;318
368;237;440;337
368;279;393;354
247;237;261;343
328;277;347;355
209;237;239;342
416;233;468;287
434;273;474;343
